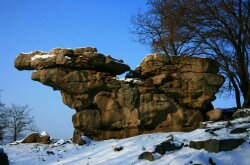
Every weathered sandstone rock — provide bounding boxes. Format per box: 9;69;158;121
233;109;250;118
21;132;51;143
138;152;154;161
14;47;225;141
40;135;51;143
206;108;223;121
230;127;249;134
21;133;40;143
154;140;182;155
15;47;130;75
189;138;245;152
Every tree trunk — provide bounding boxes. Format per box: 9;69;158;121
13;128;17;142
0;127;3;141
235;87;242;109
13;134;17;142
230;76;242;108
242;81;250;108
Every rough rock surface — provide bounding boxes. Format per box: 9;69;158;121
21;132;51;143
189;138;245;152
138;152;154;161
154;140;182;155
233;109;250;118
40;135;51;144
206;108;223;121
77;137;87;146
14;47;225;141
21;133;40;143
230;127;249;134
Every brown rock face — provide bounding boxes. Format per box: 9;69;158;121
189;138;245;152
21;133;40;143
14;47;225;141
206;108;223;121
40;135;51;144
138;152;154;161
21;132;51;143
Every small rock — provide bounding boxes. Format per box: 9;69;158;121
21;132;51;144
155;141;182;155
138;152;154;161
47;151;55;155
22;132;40;143
206;108;223;121
114;146;123;152
205;127;221;132
77;137;87;146
230;127;248;134
189;141;205;150
0;148;9;165
189;138;245;152
209;157;216;165
233;109;250;119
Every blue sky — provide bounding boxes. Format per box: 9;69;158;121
0;0;235;139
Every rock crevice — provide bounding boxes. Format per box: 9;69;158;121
14;47;225;141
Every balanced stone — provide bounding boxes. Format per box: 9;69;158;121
14;47;225;141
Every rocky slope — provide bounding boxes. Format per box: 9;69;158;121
14;47;225;141
2;114;250;165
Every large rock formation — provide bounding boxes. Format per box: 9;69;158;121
14;47;225;141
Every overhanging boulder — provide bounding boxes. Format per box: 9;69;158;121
14;47;225;141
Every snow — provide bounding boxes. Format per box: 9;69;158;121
79;136;91;145
1;117;250;165
113;77;144;84
65;56;71;60
118;78;134;83
41;131;48;136
238;108;250;112
10;140;23;145
31;54;55;61
112;58;125;64
53;139;65;147
21;51;38;54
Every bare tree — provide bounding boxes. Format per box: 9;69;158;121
0;93;7;141
0;94;4;108
131;0;250;108
0;111;8;142
130;0;203;56
5;104;36;142
180;0;250;108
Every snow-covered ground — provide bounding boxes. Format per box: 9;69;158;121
1;117;250;165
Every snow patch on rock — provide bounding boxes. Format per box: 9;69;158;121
40;131;48;136
31;54;55;61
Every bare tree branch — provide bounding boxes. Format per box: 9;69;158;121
131;0;250;108
5;104;36;142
